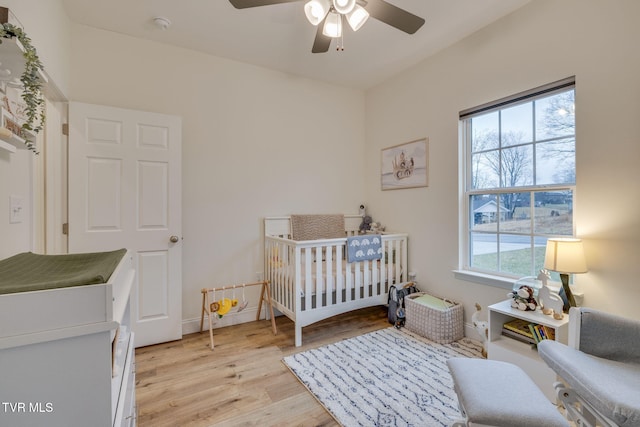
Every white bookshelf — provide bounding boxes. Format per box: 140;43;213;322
488;299;569;402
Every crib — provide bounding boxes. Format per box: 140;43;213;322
264;215;409;346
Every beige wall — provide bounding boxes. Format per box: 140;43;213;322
4;0;639;329
68;25;367;324
365;0;640;321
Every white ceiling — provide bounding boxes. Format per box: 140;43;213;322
61;0;531;90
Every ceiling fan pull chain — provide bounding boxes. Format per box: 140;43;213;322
338;15;345;51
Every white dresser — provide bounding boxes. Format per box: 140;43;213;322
0;252;136;427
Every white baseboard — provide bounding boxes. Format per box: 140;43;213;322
182;306;273;335
184;308;484;344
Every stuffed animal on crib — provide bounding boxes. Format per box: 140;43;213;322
471;303;488;358
359;215;373;233
507;285;538;311
369;222;386;233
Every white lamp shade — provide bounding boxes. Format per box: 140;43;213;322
544;238;588;274
304;0;330;26
332;0;356;14
346;5;369;31
323;11;342;37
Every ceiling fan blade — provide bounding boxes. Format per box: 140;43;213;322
311;19;332;53
364;0;425;34
229;0;300;9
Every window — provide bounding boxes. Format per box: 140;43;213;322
460;77;576;279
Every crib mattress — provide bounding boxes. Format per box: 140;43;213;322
0;249;127;295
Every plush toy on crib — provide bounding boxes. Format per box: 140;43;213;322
359;215;373;233
508;285;538;311
369;222;386;233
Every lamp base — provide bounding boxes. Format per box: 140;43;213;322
560;273;577;313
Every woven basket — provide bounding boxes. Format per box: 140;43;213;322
405;292;464;343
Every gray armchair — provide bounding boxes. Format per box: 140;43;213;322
538;307;640;427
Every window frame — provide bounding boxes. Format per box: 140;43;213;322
458;77;577;283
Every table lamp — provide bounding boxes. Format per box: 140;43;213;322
544;238;588;312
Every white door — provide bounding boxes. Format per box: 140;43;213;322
68;102;182;347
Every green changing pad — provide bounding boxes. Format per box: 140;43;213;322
0;249;127;295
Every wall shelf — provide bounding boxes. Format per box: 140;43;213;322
0;36;48;86
0;138;16;153
0;102;36;151
0;126;32;152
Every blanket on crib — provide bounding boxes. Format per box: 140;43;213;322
290;214;345;240
347;234;382;262
0;248;127;295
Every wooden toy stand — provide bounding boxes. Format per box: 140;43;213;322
200;280;277;350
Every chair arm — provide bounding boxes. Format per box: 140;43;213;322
573;307;640;364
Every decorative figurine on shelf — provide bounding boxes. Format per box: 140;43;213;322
508;285;538;311
471;303;488;358
536;269;565;320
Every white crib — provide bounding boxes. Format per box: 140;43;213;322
264;215;409;346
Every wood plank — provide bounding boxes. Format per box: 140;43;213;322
136;305;390;426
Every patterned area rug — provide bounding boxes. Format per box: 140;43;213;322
283;327;483;427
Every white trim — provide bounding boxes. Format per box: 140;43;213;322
44;100;68;254
182;306;277;336
453;269;515;289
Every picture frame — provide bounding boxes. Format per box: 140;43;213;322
381;138;428;190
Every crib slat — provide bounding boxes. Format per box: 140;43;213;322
304;248;312;311
354;261;362;300
345;258;352;302
381;239;388;289
314;245;322;309
336;244;343;304
326;245;333;306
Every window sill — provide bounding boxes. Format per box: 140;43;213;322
452;269;515;290
453;269;585;305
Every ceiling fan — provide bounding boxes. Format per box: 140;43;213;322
228;0;425;53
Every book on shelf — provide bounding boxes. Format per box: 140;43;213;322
502;328;537;345
503;318;534;338
502;318;555;345
542;325;556;340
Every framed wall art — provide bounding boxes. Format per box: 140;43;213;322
381;138;428;190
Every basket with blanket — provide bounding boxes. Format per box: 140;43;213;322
405;292;464;343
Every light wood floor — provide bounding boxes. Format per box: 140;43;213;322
135;306;391;427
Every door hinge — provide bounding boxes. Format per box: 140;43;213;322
62;123;69;136
62;223;68;235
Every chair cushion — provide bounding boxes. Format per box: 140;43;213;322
578;308;640;364
539;340;640;427
447;358;568;427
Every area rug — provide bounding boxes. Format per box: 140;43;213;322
283;327;483;427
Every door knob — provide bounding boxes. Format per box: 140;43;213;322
169;235;180;243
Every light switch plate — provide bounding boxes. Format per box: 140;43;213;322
10;195;23;223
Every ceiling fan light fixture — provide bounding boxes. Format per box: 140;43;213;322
332;0;356;15
322;10;342;38
304;0;331;26
346;5;369;31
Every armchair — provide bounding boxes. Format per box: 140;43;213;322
538;307;640;427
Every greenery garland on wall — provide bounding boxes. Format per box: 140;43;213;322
0;22;46;153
